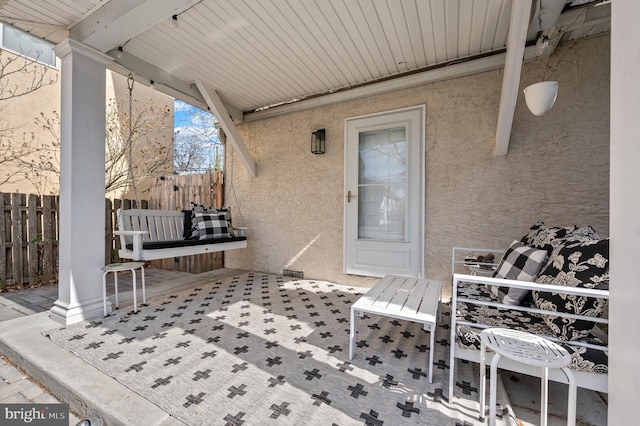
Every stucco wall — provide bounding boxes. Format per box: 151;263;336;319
226;34;610;291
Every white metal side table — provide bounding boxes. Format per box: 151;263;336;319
102;262;146;316
479;328;576;426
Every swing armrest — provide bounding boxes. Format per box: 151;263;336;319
115;230;148;260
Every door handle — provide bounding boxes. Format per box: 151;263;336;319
347;190;356;202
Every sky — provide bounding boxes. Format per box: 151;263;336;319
173;99;222;172
174;99;215;138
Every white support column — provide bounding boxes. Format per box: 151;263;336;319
49;39;113;325
610;1;640;423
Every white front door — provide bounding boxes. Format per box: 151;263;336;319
344;106;425;278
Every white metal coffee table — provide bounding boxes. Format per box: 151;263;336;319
349;275;442;382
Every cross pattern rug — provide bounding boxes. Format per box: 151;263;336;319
48;272;515;425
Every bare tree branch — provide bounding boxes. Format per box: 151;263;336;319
173;102;222;174
0;50;58;189
0;50;57;101
33;97;173;195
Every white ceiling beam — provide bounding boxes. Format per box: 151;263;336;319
70;0;200;52
107;49;244;122
494;0;533;156
527;0;567;39
196;81;256;178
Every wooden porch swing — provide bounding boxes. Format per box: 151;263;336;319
116;208;247;261
116;75;247;262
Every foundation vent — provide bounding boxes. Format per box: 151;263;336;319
282;269;304;279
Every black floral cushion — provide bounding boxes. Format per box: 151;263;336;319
490;240;548;305
520;221;577;255
193;212;232;240
455;281;608;375
568;225;600;241
532;238;609;341
542;225;601;261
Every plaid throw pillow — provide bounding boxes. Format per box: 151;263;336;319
490;240;548;305
193;212;232;240
188;202;234;239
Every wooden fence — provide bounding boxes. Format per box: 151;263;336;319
1;174;225;290
105;197;149;268
146;171;224;273
1;193;59;290
149;171;223;211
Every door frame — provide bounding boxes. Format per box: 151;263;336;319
343;105;426;278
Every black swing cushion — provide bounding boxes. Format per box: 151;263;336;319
126;235;246;251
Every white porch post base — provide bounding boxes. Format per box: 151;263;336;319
49;38;112;326
49;297;107;325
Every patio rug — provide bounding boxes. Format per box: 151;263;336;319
47;272;515;425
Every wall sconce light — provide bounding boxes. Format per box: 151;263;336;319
311;129;325;154
172;14;179;28
524;81;558;116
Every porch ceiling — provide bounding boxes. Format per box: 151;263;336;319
0;0;610;150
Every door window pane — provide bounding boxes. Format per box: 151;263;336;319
357;127;407;240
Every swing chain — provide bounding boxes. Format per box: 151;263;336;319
126;73;140;209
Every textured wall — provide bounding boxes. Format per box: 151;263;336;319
226;35;610;291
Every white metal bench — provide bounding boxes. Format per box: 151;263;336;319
116;209;247;261
449;273;609;401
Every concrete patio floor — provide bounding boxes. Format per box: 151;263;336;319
0;266;216;425
0;268;608;425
